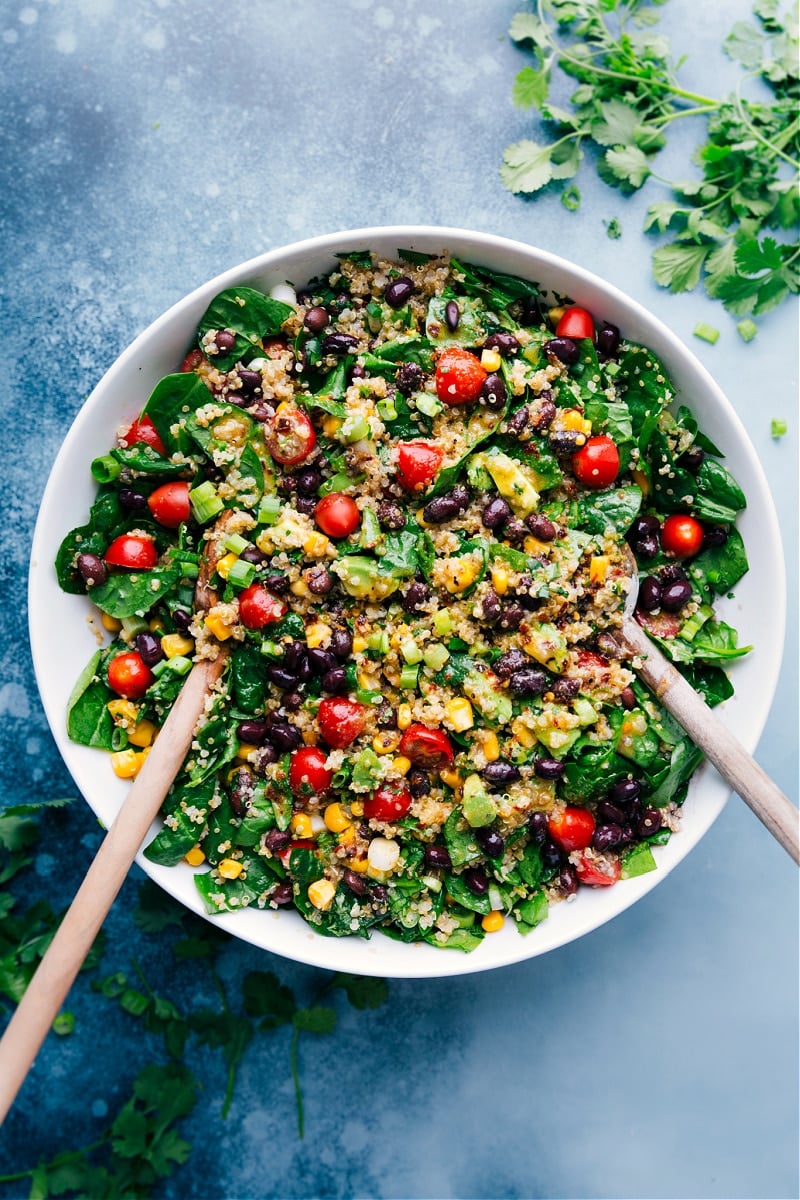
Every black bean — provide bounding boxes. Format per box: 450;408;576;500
551;677;580;702
620;686;636;711
295;496;317;516
330;627;353;660
484;331;520;357
384;276;414;309
636;533;660;559
482;497;512;530
408;767;431;798
637;807;662;838
608;778;641;806
637;576;663;612
593;824;626;851
541;840;563;871
229;768;253;818
422;493;462;523
376;701;397;730
450;484;471;511
343;869;368;896
596;323;620;360
349;363;366;383
322;666;348;694
283;691;304;711
463;867;489;896
504;518;527;546
659;563;688;584
264;828;290;852
558;865;578;896
306;566;333;595
135;631;164;667
533;757;565;780
321;332;359;356
424;844;452;871
661;579;692;612
377;500;406;529
506;406;530;437
402;581;431;612
702;524;728;550
240;546;268;566
548;430;586;456
543;336;580;365
237;368;262;395
595;632;624;660
514;574;540;613
678;446;705;473
526;513;556;541
308;647;336;676
253;744;278;774
237;719;270;744
270;881;294;906
213;329;236;353
476;827;505;859
262;572;290;594
631;514;660;540
597;800;627;825
295;468;321;496
498;604;525;631
530;396;556;431
118;487;147;511
519;295;544;325
76;552;107;586
480;589;502;624
528;812;549;846
173;608;193;633
267;666;298;690
494;649;527;679
303;305;329;333
480;373;507;410
445;300;460;331
266;722;302;752
395;362;424;396
282;642;308;671
482;760;521;786
509;667;547;696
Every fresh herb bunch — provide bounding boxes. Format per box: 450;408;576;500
502;0;800;327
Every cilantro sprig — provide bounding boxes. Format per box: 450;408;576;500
502;0;800;329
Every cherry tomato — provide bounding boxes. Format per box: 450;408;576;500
266;405;316;466
435;347;487;406
548;806;596;853
147;481;190;529
364;782;413;822
572;436;620;488
575;852;622;888
289;746;333;797
575;650;609;670
107;651;154;700
122;414;167;457
277;838;317;868
314;493;361;539
398;724;454;770
556;306;596;342
238;583;288;629
104;534;158;571
660;513;704;558
180;348;205;373
396;441;444;491
317;696;366;749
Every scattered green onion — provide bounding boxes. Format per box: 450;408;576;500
771;419;787;438
226;558;257;589
432;610;454;638
400;638;423;665
693;322;720;345
376;397;397;421
399;663;420;690
52;1012;76;1037
415;393;443;419
121;615;148;639
737;318;758;343
561;184;581;211
259;639;284;660
91;454;122;483
340;413;371;443
422;643;450;672
257;494;282;525
189;480;224;524
318;472;363;496
223;533;250;555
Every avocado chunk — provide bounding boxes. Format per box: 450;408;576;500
519;622;568;672
462;773;497;828
478;449;540;517
464;670;513;727
331;556;400;601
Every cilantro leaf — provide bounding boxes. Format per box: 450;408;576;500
500;138;556;193
652;242;710;292
293;1005;337;1035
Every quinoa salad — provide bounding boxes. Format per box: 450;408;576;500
57;250;751;952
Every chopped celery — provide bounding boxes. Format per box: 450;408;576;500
257;494;282;525
399;663;420;689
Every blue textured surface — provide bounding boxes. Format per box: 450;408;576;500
1;2;797;1197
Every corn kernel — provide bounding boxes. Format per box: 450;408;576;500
444;697;474;732
632;467;650;497
346;856;368;873
373;731;401;755
443;555;482;593
305;622;332;649
511;717;537;749
476;730;500;762
301;729;318;746
184;846;206;867
481;348;502;372
290;578;310;597
324;803;352;833
397;703;413;731
352;635;369;653
218;858;244;880
235;742;259;761
204;612;235;641
491;565;510;596
350;801;364;817
392;755;412;776
482;911;505;933
128;719;157;748
439;767;462;790
110;748;146;779
589;555;610;585
290;813;314;838
215;552;239;581
337;826;356;848
101;612;123;633
524;535;549;556
303;532;332;559
107;698;138;725
322;414;343;438
161;633;194;659
548;305;566;325
148;617;166;633
561;408;592;434
308;878;336;910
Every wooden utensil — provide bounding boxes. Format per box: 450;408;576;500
0;649;228;1126
618;550;798;863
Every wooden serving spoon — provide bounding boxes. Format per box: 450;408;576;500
0;516;236;1125
616;548;798;863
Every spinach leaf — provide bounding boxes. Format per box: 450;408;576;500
692;458;747;523
55;490;125;593
200;793;238;866
109;445;189;478
196;287;293;370
691;620;751;663
445;873;492;916
66;650;115;749
436;654;481;687
647;426;699;514
426;296;486;348
576;484;642;534
368;337;434;367
88;561;183;619
561;737;634;802
615;344;674;447
621;843;657;879
144;778;216;866
230;644;267;712
513;890;548;934
647;736;704;808
681;662;734;707
450;257;541;310
195;855;282;914
142;372;211;455
377;530;419;578
443;810;482;868
187;698;239;786
491;435;563;492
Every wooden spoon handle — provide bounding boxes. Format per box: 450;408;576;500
619;616;798;863
0;653;227;1126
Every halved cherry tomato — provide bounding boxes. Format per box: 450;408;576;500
147;481;190;529
364;782;413;822
314;493;361;538
104;534;158;571
575;650;609;670
660;513;704;558
266;405;316;466
238;583;288;629
396;441;444;491
277;839;317;868
575;852;622;888
107;651;154;700
317;696;366;749
572;436;620;488
180;348;205;373
548;806;596;852
435;347;487;406
289;746;333;796
122;414;167;457
556;306;596;342
398;724;454;770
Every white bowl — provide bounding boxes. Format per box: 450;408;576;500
29;227;785;978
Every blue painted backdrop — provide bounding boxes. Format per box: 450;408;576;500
0;2;797;1197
